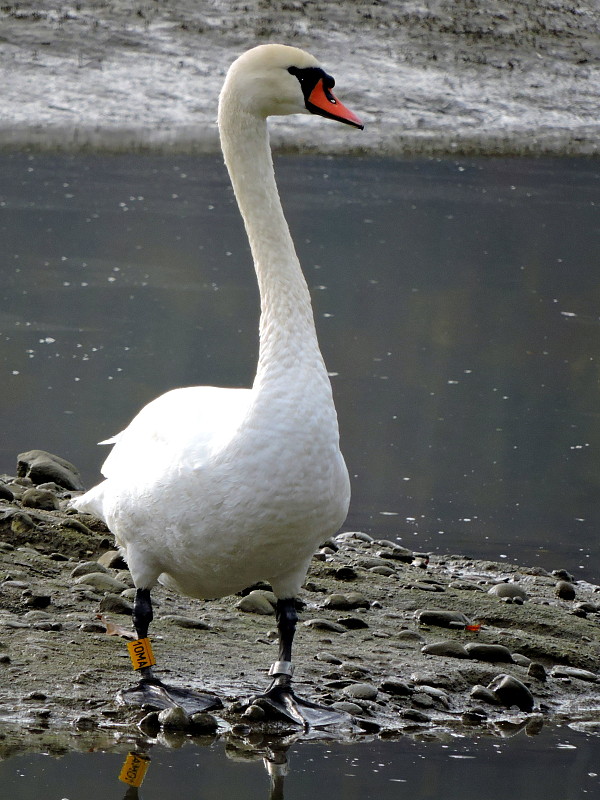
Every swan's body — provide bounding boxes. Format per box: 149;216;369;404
72;44;362;725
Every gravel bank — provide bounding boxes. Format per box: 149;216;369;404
1;0;599;155
1;453;600;751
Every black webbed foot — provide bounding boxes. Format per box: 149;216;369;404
117;676;222;715
250;681;352;729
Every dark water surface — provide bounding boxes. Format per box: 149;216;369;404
2;154;599;577
1;726;600;800
1;154;600;794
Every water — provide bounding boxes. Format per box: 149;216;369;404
1;153;599;795
1;725;600;800
2;154;599;577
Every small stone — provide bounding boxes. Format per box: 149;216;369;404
333;566;358;581
464;643;514;663
315;651;343;664
24;594;51;609
376;546;414;563
190;712;219;733
323;592;369;610
528;662;547;682
159;615;212;630
488;583;528;601
24;691;47;701
97;550;129;570
0;483;14;501
555;580;576;600
17;450;83;491
21;488;59;510
80;622;106;633
235;590;276;615
71;561;110;579
332;700;363;715
335;531;374;544
138;711;161;736
158;706;192;730
10;512;35;534
72;715;96;730
49;552;69;561
343;683;378;700
422;640;470;659
242;703;266;721
98;594;133;615
337;616;369;630
74;573;128;592
512;653;532;667
304;618;347;633
551;666;597;683
416;609;470;628
488;674;535;712
397;629;425;643
470;685;502;706
412;692;434;708
400;709;430;722
380;679;413;696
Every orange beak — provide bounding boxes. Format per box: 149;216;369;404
307;79;364;130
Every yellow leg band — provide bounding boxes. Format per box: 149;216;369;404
127;637;156;671
119;752;151;787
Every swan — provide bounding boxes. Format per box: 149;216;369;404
72;43;363;727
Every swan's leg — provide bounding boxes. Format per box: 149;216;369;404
251;597;353;729
116;587;222;714
132;587;156;682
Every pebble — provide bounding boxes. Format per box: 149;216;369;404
335;531;374;544
379;678;413;696
21;488;59;511
304;618;347;633
528;662;547;682
98;594;133;615
400;709;430;723
411;691;434;708
555;580;576;600
470;684;502;706
74;573;128;593
71;561;110;579
190;712;219;733
323;592;369;610
422;640;470;659
235;590;276;615
488;583;528;601
487;674;534;712
159;614;212;630
376;546;414;563
416;609;470;628
97;550;128;570
464;643;514;663
17;449;84;491
315;651;343;664
158;705;192;730
333;566;358;581
343;682;378;700
550;666;597;683
336;616;369;630
332;700;363;715
368;566;396;577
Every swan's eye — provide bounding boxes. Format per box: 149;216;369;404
287;66;335;101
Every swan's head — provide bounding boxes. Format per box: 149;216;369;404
219;44;363;129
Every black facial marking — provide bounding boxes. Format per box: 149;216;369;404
288;66;336;103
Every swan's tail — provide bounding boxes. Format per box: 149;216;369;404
69;480;109;523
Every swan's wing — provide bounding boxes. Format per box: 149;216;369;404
100;386;253;482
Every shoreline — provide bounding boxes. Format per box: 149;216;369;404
1;1;598;158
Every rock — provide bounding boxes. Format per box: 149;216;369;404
21;488;59;511
380;678;413;696
74;573;128;593
343;682;378;700
23;593;51;609
488;583;528;601
422;640;470;659
488;674;535;712
323;592;369;610
400;709;430;723
407;581;445;592
368;565;396;577
190;712;219;733
159;615;212;630
412;691;434;708
10;512;35;534
98;594;133;615
315;651;343;664
464;643;514;663
512;653;532;667
416;609;470;628
242;703;266;721
555;580;576;600
71;561;110;578
332;700;363;715
333;566;359;581
470;685;502;706
158;706;192;730
551;666;597;682
397;629;425;643
17;450;84;491
0;483;14;501
336;616;369;630
304;618;347;633
376;546;414;563
335;531;374;544
528;662;547;682
235;590;276;615
97;550;128;570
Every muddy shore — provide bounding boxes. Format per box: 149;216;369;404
1;0;599;156
1;453;600;754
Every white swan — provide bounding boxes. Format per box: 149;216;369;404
72;43;363;726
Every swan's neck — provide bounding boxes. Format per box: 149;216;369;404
218;106;323;388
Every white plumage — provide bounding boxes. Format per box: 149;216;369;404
73;45;356;604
